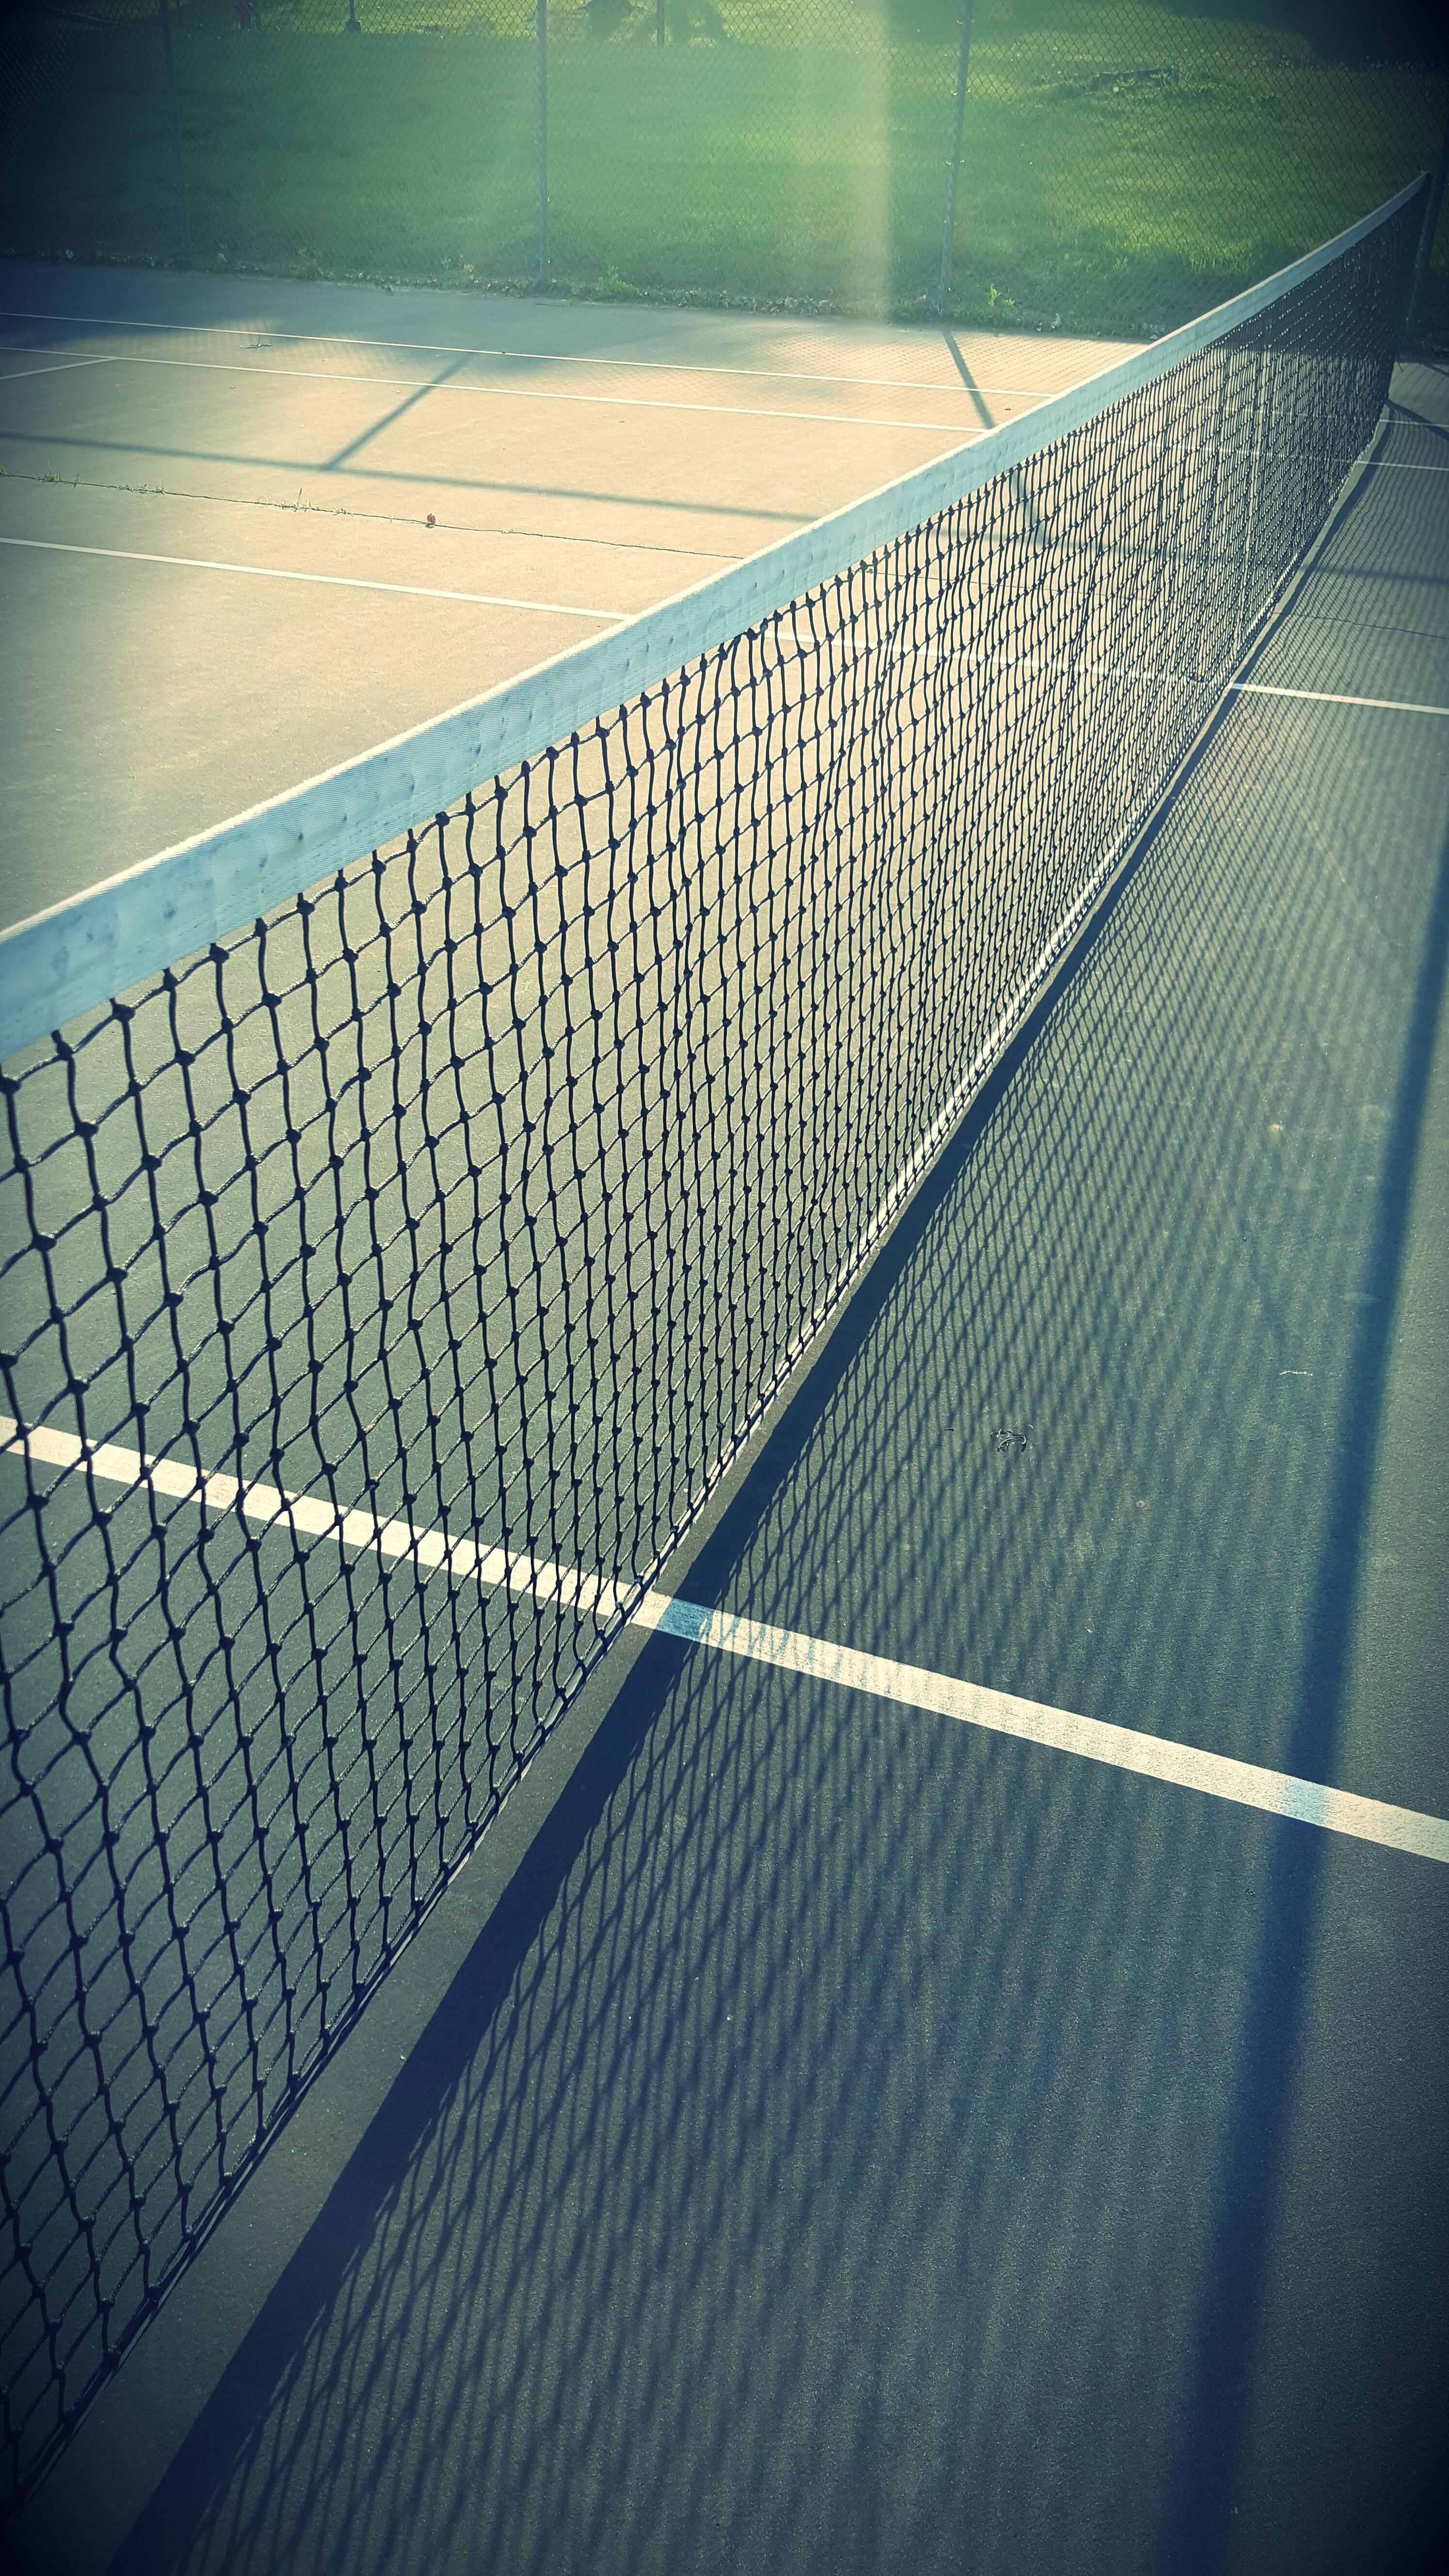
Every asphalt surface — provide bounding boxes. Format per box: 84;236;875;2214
9;358;1444;2576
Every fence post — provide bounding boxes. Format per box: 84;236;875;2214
1405;106;1449;348
536;0;549;283
155;0;191;268
934;0;974;316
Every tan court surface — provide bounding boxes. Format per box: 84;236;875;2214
0;260;1140;934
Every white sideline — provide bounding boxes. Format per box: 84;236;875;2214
0;533;627;620
11;345;995;438
5;1415;1446;1868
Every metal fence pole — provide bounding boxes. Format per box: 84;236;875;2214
657;0;665;43
1405;107;1449;347
155;0;191;268
934;0;974;316
536;0;549;283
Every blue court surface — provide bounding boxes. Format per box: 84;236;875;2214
4;299;1448;2574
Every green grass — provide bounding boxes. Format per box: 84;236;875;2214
3;5;1445;339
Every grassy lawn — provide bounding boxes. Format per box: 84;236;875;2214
3;1;1445;338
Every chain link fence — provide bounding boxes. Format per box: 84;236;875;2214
4;3;1447;337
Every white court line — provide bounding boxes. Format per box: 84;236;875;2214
1228;679;1449;717
4;1416;1446;1867
0;345;997;437
771;644;1448;727
0;533;627;619
1375;458;1449;472
0;354;113;384
0;306;1065;402
638;1598;1449;1865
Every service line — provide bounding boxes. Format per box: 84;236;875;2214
0;533;627;620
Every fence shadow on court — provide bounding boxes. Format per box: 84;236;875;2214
102;453;1449;2576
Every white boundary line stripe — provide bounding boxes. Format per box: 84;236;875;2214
1228;678;1449;716
5;1415;1446;1866
0;1421;630;1622
0;345;1000;437
0;354;113;384
634;1598;1449;1865
0;533;627;620
0;175;1425;1060
0;306;1072;401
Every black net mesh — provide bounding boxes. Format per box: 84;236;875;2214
0;187;1421;2511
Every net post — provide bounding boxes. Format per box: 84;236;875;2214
657;0;665;42
934;1;974;317
535;0;549;285
155;0;191;269
1405;115;1449;349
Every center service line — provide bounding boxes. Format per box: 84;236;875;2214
5;1417;1447;1867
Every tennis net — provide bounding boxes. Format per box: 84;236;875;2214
0;177;1424;2510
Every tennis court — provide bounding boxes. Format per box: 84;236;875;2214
0;259;1126;925
2;186;1447;2575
